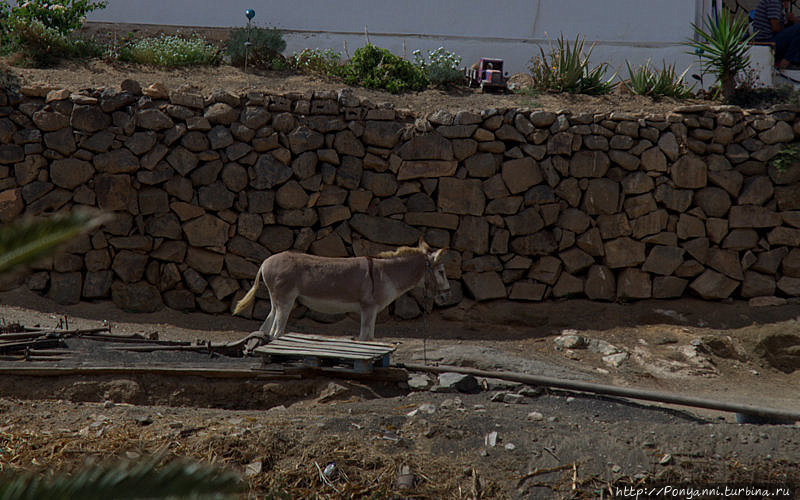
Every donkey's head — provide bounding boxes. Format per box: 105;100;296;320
418;239;450;293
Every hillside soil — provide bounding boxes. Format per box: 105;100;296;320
1;288;799;498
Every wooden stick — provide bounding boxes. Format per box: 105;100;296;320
0;365;289;378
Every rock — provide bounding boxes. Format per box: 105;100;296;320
642;246;684;275
83;271;113;299
394;295;421;319
749;296;787;307
511;231;558;256
333;129;365;157
183;215;229;247
33;110;69;131
438;178;485;215
554;334;586;349
570;151;610;178
349;214;420;245
652;276;688;298
690;270;739;299
437;373;479;393
453;216;489;254
46;158;92;190
462;272;507;301
582;178;619;215
694;187;730;217
71;105;110;132
94;175;134;211
527;411;545;421
741;271;776;298
0;144;24;164
408;374;431;390
753;333;800;373
759;121;794;144
604;237;645;268
552;272;583;297
48;272;82;304
617;268;651;299
658;132;680;161
738;176;773;205
508;281;546;301
135;108;173;130
501;157;542;194
729;205;781;228
603;352;629;367
585;265;616;300
398;133;453;160
203;102;238;125
671;155;707;188
112;282;163;313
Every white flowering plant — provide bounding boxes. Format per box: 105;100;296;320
413;47;464;88
12;0;107;34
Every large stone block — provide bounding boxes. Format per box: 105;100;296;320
183;215;229;248
452;216;489;254
642;245;684;275
349;214;421;246
48;271;82;305
671;155;707;189
398;133;453;160
510;231;558;256
689;270;739;299
617;268;651;299
729;205;781;228
582;178;619;215
694;187;731;217
95;175;134;211
652;276;688;298
502;157;542;194
112;281;163;313
741;271;776;298
604;237;645;268
570;151;610;178
462;271;507;301
438;178;485;216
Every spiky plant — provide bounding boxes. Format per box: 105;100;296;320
687;9;754;101
0;212;107;274
0;458;243;499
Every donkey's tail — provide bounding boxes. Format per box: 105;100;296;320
233;266;263;315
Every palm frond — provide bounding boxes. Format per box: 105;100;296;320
0;212;108;275
0;458;244;500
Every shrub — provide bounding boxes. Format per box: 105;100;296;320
288;48;345;77
413;47;463;88
10;18;103;66
0;63;20;92
119;34;221;67
528;34;615;95
0;3;12;54
226;26;286;69
625;60;694;98
10;0;108;34
686;9;753;101
343;44;428;94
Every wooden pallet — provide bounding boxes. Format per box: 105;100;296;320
251;333;395;374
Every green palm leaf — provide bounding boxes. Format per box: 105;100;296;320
0;212;108;275
0;458;243;500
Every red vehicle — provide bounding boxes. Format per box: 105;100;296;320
466;58;508;92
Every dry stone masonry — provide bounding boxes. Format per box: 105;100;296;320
1;80;800;317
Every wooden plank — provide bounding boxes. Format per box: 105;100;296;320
268;337;392;353
0;365;289;378
253;345;377;361
282;333;395;349
270;340;393;357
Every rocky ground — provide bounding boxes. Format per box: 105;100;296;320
1;288;799;498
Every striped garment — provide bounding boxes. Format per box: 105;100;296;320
753;0;786;41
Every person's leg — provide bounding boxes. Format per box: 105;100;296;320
771;23;800;66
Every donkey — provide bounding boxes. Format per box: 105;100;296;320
233;240;450;341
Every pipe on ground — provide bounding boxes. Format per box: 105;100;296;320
398;363;800;423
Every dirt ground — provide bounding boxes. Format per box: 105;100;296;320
1;287;800;498
7;57;703;117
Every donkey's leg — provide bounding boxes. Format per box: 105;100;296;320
258;287;276;334
358;305;379;341
268;295;296;339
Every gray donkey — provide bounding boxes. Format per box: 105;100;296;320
234;239;449;341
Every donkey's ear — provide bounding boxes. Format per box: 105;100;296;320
432;248;446;262
418;237;431;252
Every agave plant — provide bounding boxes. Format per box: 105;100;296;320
625;60;694;98
529;34;616;95
687;9;754;101
0;211;107;275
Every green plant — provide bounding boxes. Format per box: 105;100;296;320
289;48;346;76
226;26;286;69
9;18;103;66
772;143;799;173
625;60;694;98
413;47;463;88
686;9;753;101
528;34;616;95
9;0;107;34
344;44;428;93
119;34;221;67
0;457;243;499
0;2;12;55
0;212;107;275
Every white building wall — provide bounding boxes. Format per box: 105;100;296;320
10;0;754;84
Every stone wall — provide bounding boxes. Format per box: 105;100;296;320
1;81;800;318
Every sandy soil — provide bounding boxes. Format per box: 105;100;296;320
1;288;800;498
6;59;703;117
